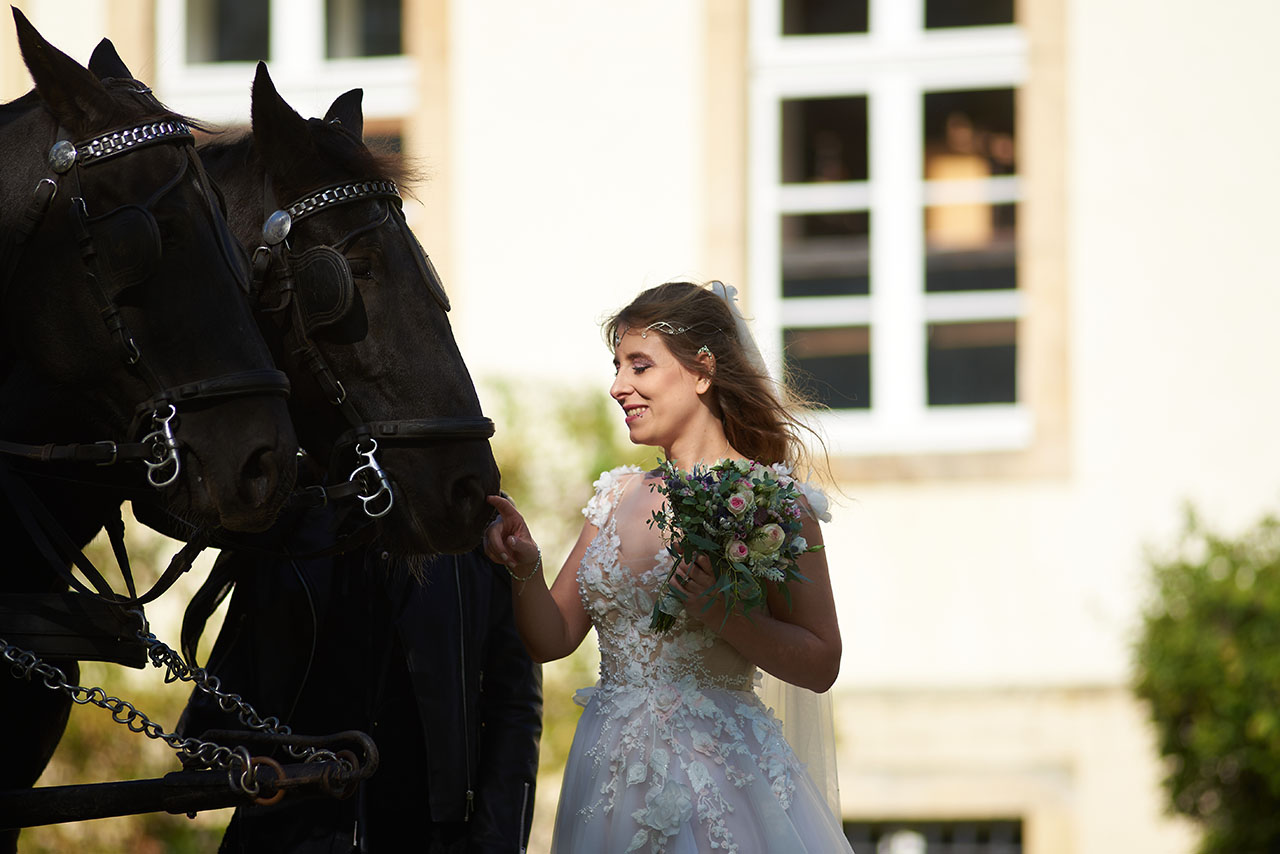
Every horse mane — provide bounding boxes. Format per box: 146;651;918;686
199;122;422;201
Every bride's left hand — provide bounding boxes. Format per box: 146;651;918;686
671;555;720;625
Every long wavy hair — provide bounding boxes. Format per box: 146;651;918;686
603;281;827;473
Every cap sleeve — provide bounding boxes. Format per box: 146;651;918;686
582;465;643;528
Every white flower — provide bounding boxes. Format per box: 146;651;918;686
687;759;714;793
627;762;648;785
636;778;693;836
691;729;716;756
652;684;683;721
797;480;832;522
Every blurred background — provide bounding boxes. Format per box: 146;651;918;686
3;0;1278;851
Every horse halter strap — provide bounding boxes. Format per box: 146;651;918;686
0;104;290;488
253;178;495;518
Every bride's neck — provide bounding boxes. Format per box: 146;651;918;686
664;426;741;471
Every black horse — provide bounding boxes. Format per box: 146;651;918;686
118;63;533;851
0;13;298;850
183;62;501;555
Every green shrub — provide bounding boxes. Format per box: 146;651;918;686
1134;509;1280;854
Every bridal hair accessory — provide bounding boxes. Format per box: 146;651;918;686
613;321;689;347
641;321;688;338
709;281;768;377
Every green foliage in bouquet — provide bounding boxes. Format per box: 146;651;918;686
646;458;822;633
1133;508;1280;854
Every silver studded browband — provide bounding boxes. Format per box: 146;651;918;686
73;120;194;167
286;181;401;224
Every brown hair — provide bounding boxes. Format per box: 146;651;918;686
604;281;827;472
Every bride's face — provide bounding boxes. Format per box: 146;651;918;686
610;328;709;450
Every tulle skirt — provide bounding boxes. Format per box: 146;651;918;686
550;683;855;854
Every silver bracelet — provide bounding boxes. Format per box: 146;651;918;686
508;546;542;582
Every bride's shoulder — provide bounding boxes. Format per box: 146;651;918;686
582;465;645;527
591;464;646;493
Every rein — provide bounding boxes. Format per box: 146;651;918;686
251;177;495;519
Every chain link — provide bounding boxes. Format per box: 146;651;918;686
0;612;351;796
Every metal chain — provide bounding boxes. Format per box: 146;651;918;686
131;617;343;766
0;612;350;792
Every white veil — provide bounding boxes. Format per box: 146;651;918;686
708;280;843;821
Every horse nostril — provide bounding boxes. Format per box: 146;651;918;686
239;446;280;508
450;474;487;523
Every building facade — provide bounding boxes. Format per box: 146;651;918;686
6;1;1279;851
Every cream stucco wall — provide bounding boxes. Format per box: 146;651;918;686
445;0;710;385
6;1;1278;851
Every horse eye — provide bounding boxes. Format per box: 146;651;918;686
347;258;373;279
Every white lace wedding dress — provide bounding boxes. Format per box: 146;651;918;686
550;467;855;854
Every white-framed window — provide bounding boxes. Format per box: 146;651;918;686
749;0;1029;456
155;0;413;125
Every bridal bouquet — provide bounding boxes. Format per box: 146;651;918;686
647;458;822;633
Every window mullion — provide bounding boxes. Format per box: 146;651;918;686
270;0;324;77
869;73;925;425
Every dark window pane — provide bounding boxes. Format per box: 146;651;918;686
924;89;1016;177
782;212;870;297
845;819;1023;853
927;321;1016;406
327;0;403;58
187;0;268;63
785;327;869;409
782;97;869;183
783;0;869;35
925;203;1016;292
925;0;1015;29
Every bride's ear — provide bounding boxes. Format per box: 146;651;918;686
694;345;716;393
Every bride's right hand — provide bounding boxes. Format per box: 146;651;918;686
485;494;540;574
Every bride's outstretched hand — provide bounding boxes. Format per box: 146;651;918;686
485;494;540;576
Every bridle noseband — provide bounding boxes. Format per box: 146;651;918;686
0;93;291;487
251;178;494;518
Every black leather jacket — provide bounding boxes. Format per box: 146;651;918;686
394;549;543;848
177;504;542;853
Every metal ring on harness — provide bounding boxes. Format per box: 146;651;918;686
249;755;287;806
349;438;393;518
142;403;180;488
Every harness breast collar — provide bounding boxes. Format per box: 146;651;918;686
251;176;494;519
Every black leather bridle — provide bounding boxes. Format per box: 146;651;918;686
251;177;494;518
0;94;291;489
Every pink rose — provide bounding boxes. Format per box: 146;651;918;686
726;489;754;516
749;523;785;555
726;539;750;562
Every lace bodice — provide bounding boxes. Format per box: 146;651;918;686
578;466;755;693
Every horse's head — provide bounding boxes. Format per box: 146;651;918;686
0;14;297;532
200;63;499;555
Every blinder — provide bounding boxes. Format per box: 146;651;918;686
292;246;367;343
80;204;161;297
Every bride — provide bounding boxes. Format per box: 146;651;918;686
485;281;854;853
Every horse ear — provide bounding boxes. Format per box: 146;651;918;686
88;38;133;81
13;7;118;134
323;89;364;139
251;61;315;167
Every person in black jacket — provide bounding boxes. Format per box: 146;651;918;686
177;502;543;853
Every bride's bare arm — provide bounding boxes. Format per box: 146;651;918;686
485;495;594;663
674;512;842;692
